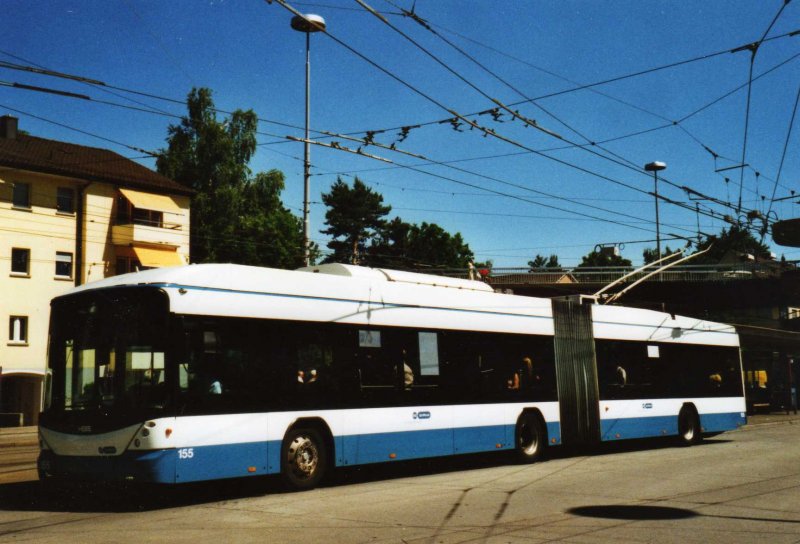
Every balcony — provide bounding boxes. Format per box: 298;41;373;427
112;188;186;249
112;220;184;248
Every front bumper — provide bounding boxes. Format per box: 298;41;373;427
38;449;176;484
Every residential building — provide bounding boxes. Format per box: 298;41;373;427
0;115;192;425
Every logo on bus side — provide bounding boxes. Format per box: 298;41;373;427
642;403;653;409
413;411;431;420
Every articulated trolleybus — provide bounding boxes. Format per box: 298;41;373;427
38;263;746;489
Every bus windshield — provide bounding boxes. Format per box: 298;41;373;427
44;288;171;430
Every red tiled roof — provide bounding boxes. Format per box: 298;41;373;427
0;133;192;196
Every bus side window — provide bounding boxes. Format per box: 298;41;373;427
294;339;335;406
439;331;481;402
596;340;627;400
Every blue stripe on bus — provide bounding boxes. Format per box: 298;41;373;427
41;421;563;484
600;412;745;441
601;415;677;441
45;413;748;484
175;442;269;483
546;421;562;445
700;411;747;433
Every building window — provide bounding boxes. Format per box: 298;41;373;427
12;182;30;208
9;316;28;344
57;187;75;214
133;208;163;227
55;252;73;278
116;195;163;227
11;248;30;275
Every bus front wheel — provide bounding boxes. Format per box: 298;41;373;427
281;428;327;490
677;406;702;446
515;412;546;463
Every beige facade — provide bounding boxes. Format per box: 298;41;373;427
0;117;191;425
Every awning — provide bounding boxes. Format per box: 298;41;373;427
131;246;184;268
119;188;183;214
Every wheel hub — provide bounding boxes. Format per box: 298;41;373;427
289;437;318;478
520;424;539;455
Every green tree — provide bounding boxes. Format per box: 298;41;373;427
405;222;474;268
237;170;309;266
157;88;307;268
321;178;475;268
642;246;675;264
367;218;475;268
368;217;412;267
690;224;771;264
578;248;632;267
321;177;391;264
528;254;560;270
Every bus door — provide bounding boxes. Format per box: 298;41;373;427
551;297;601;446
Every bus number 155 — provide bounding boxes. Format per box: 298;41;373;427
178;448;194;459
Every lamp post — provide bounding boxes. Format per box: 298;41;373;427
291;13;326;266
645;161;667;259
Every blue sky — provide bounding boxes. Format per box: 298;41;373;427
3;1;800;267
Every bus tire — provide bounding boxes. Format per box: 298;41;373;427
677;405;701;446
281;427;327;491
515;412;546;463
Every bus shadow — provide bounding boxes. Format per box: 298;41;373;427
0;437;731;513
568;503;800;525
0;476;285;513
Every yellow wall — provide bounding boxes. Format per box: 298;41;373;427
83;183;115;284
0;168;190;421
0;171;80;376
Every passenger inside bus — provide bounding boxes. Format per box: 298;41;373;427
507;356;534;390
403;362;414;389
616;365;628;386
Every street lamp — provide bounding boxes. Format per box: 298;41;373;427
291;13;326;267
645;161;667;259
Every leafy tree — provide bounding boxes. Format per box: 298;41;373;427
367;218;475;268
578;248;632;267
157;88;307;268
368;217;411;267
321;177;391;264
690;224;771;264
528;254;560;270
237;171;309;266
642;246;675;264
404;222;474;268
321;178;475;268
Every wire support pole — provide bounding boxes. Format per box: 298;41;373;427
303;30;312;267
655;170;662;260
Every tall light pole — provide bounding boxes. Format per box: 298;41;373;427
291;13;326;266
645;161;667;259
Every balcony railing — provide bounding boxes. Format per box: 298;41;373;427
112;221;184;248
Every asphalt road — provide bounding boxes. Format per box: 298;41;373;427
0;420;799;543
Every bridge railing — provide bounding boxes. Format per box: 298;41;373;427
414;261;797;285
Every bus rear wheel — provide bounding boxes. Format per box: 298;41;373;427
515;412;546;463
281;428;327;490
677;406;701;446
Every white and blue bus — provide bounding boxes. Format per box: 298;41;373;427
38;263;746;489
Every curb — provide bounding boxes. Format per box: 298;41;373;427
740;416;800;430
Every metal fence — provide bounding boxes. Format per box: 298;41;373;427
414;262;798;286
